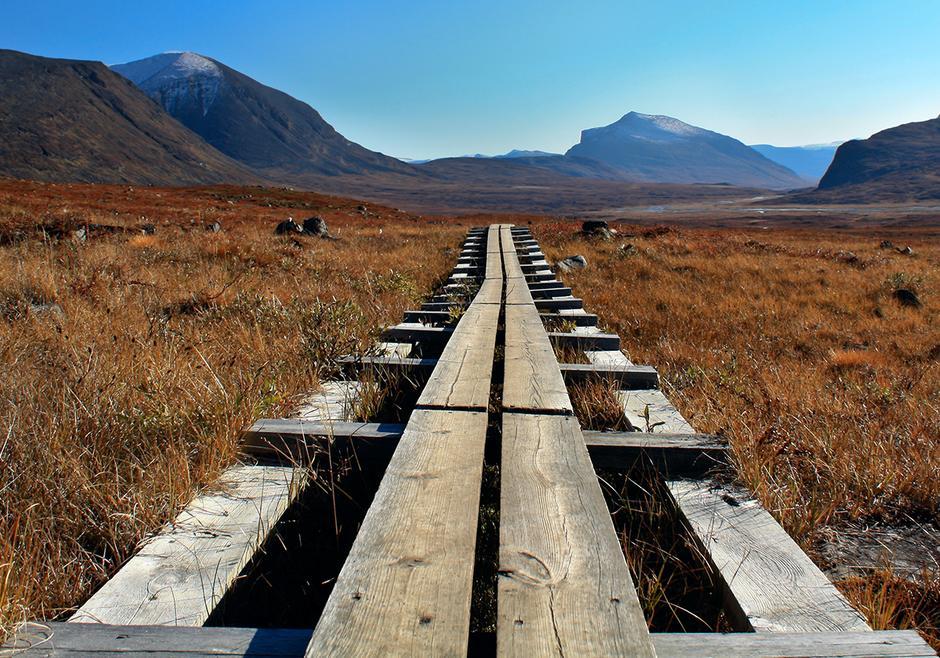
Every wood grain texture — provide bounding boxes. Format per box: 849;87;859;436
617;389;696;433
307;409;488;656
498;413;655;657
503;301;572;413
668;480;871;633
70;465;304;626
416;301;499;410
8;624;933;657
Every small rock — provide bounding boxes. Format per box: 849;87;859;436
879;240;894;249
582;220;615;240
356;204;368;214
618;243;637;257
556;255;587;273
72;227;87;243
837;250;859;264
30;302;65;320
140;223;156;235
205;221;222;233
892;288;921;308
897;246;914;255
302;215;329;237
274;217;303;235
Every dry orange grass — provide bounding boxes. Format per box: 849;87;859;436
538;221;939;643
0;181;472;634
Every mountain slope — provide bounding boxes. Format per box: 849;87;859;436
566;112;805;189
112;52;415;179
750;143;840;182
815;116;940;199
0;50;257;185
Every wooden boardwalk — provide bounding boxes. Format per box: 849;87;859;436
5;224;934;657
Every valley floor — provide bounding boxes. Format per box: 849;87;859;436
0;180;936;648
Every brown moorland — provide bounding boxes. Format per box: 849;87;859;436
538;221;939;646
1;179;937;648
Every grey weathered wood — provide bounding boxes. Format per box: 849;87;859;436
549;330;620;351
336;354;436;376
541;311;599;327
618;389;695;433
381;324;454;347
559;361;658;388
498;413;655;656
669;479;872;633
243;420;405;459
582;430;728;474
504;302;572;413
402;309;454;324
416;301;499;410
70;465;304;626
531;286;574;298
534;297;583;310
7;624;933;657
306;409;488;656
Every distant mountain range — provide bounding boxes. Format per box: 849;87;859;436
4;48;937;205
0;49;256;186
749;143;841;182
111;52;413;179
565;112;805;189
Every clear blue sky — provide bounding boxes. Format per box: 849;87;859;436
5;1;940;159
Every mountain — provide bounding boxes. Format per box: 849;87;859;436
750;143;841;182
0;50;257;185
566;112;806;189
496;149;560;159
112;52;415;180
814;116;940;200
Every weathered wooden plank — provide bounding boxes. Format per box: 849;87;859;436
243;419;405;459
503;302;572;413
70;465;304;626
669;480;871;633
8;624;933;657
527;280;563;290
498;413;655;657
336;354;436;377
485;224;504;279
653;630;936;657
582;430;728;474
531;286;574;298
541;311;599;327
293;380;361;420
402;309;453;324
587;349;634;367
307;409;488;656
416;301;499;410
533;297;583;311
381;324;454;347
617;389;695;433
549;330;620;351
559;361;658;388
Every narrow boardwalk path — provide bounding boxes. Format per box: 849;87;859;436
4;224;934;657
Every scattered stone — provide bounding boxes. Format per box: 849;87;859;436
892;288;921;308
72;227;87;243
275;217;303;235
556;255;587;273
302;215;329;237
618;243;637;257
879;240;894;249
356;204;368;214
29;302;65;320
205;221;222;233
140;223;156;235
897;245;914;255
837;250;859;264
581;220;615;240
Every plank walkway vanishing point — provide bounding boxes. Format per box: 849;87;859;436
5;225;934;657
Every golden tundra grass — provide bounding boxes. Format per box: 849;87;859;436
0;181;470;635
539;221;939;645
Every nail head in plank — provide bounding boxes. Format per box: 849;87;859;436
498;413;655;657
307;409;488;657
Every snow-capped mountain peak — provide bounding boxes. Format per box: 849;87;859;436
113;52;223;117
